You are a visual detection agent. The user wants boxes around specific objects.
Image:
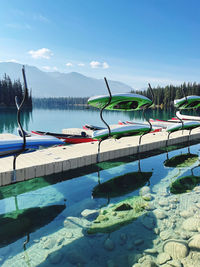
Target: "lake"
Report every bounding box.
[0,106,182,134]
[0,106,200,266]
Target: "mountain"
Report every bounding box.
[0,62,134,97]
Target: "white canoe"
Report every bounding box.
[149,118,179,129]
[176,111,200,121]
[174,95,200,109]
[166,121,200,133]
[92,124,151,140]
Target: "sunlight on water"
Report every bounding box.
[0,143,200,266]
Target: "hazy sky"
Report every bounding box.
[1,0,200,89]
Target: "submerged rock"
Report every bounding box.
[153,209,167,220]
[81,209,99,220]
[141,214,155,230]
[163,239,189,259]
[139,186,151,196]
[182,218,200,231]
[188,234,200,250]
[134,239,144,246]
[158,199,169,207]
[160,230,172,241]
[166,259,182,267]
[104,238,115,251]
[157,252,171,264]
[180,210,194,218]
[87,196,148,234]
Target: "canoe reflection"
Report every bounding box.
[170,165,200,194]
[0,204,65,247]
[92,171,152,199]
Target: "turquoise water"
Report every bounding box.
[0,142,200,266]
[0,107,178,134]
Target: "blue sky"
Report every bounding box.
[1,0,200,89]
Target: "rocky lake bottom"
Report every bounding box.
[0,143,200,267]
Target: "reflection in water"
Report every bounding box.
[1,141,200,266]
[0,108,32,134]
[1,107,200,134]
[92,171,152,199]
[0,204,65,247]
[164,153,199,168]
[124,108,177,122]
[170,165,200,194]
[164,142,199,168]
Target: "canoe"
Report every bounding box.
[88,93,152,111]
[0,135,64,157]
[82,124,105,131]
[166,121,200,133]
[118,120,162,133]
[92,124,151,140]
[174,111,200,121]
[174,95,200,109]
[149,118,179,129]
[31,130,97,144]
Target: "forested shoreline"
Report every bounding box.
[131,82,200,108]
[1,74,199,109]
[33,82,200,109]
[0,74,32,108]
[33,97,88,109]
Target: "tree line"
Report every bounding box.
[33,97,88,109]
[33,82,200,109]
[131,82,200,109]
[0,74,32,108]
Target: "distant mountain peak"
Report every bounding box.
[0,62,134,97]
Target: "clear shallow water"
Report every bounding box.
[0,142,200,266]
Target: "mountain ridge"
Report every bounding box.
[0,62,134,98]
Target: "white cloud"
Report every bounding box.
[66,62,73,67]
[28,48,53,59]
[102,62,109,69]
[90,61,109,69]
[90,61,101,68]
[78,63,85,67]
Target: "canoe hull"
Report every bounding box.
[174,95,200,109]
[31,131,97,144]
[93,125,151,140]
[88,93,152,111]
[0,135,64,157]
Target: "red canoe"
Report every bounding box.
[31,130,97,144]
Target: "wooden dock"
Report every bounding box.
[0,129,200,186]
